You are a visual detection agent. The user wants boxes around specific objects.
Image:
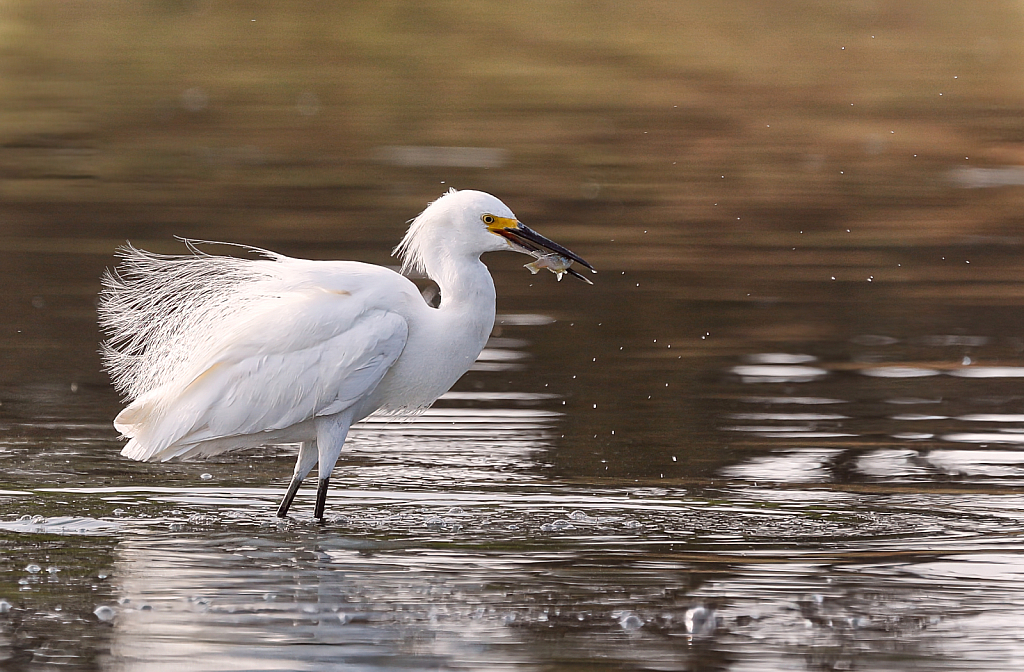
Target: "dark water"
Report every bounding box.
[6,2,1024,670]
[7,251,1024,671]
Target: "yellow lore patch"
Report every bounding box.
[482,214,519,232]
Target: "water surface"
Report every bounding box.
[5,3,1024,670]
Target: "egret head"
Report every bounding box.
[395,189,593,281]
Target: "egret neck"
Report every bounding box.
[429,252,497,358]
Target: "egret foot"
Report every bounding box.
[314,477,330,521]
[276,475,304,518]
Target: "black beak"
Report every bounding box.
[498,223,595,280]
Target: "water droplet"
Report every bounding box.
[617,611,644,630]
[93,605,116,622]
[684,605,717,635]
[181,87,209,112]
[296,90,320,117]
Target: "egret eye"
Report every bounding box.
[482,215,495,225]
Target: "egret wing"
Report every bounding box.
[116,283,410,461]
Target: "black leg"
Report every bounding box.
[314,477,330,521]
[276,475,304,518]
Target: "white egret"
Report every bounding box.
[99,189,593,520]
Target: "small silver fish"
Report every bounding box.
[524,253,593,284]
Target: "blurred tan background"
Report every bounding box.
[4,1,1024,251]
[4,0,1024,393]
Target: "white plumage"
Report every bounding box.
[99,189,593,519]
